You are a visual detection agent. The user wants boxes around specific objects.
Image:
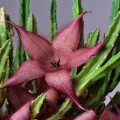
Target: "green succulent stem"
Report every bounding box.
[49,0,57,43]
[90,0,120,106]
[85,28,100,65]
[26,13,37,33]
[74,12,120,86]
[13,0,30,73]
[110,0,120,25]
[72,0,83,19]
[47,99,72,120]
[0,40,11,82]
[107,0,120,92]
[0,40,11,107]
[52,49,120,120]
[49,11,120,119]
[85,28,100,47]
[30,94,46,119]
[72,0,84,48]
[26,13,37,60]
[19,0,30,28]
[0,8,13,77]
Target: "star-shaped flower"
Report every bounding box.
[0,12,104,110]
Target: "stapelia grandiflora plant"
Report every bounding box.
[0,0,120,119]
[0,11,104,111]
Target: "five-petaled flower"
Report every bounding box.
[0,12,104,110]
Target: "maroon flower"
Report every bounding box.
[3,86,33,120]
[74,108,120,120]
[99,98,120,120]
[5,102,31,120]
[74,109,98,120]
[99,108,120,120]
[74,99,120,120]
[3,86,59,120]
[0,12,104,110]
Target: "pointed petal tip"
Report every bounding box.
[45,70,86,111]
[66,38,104,69]
[0,60,45,90]
[75,11,88,22]
[0,83,9,90]
[83,11,92,15]
[52,11,88,51]
[71,97,87,111]
[6,21,21,30]
[10,102,31,120]
[78,104,87,111]
[76,11,92,21]
[110,96,120,117]
[100,108,120,120]
[97,38,105,48]
[6,21,53,60]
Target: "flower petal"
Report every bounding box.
[45,88,60,108]
[99,108,120,120]
[52,12,86,51]
[53,48,71,67]
[45,69,85,110]
[36,78,59,108]
[7,86,34,111]
[110,97,120,117]
[36,77,49,95]
[8,102,31,120]
[66,40,104,69]
[74,109,98,120]
[0,60,45,89]
[7,21,53,61]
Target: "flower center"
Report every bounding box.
[50,59,60,69]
